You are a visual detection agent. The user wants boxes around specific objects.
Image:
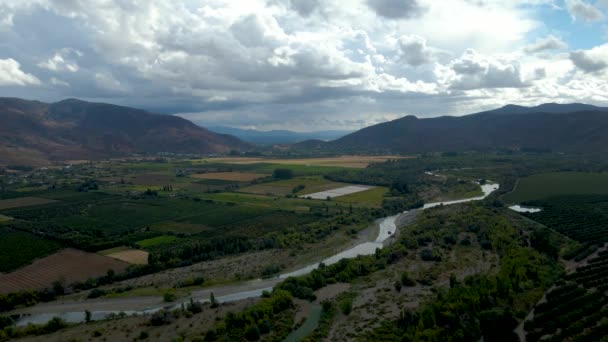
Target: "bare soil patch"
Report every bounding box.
[107,249,149,265]
[0,248,129,293]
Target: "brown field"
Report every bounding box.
[0,197,57,210]
[107,249,149,265]
[191,172,268,181]
[0,248,129,293]
[198,155,410,168]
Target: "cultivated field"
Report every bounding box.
[504,172,608,203]
[0,228,61,273]
[240,177,346,196]
[302,185,376,199]
[0,197,57,210]
[106,248,149,265]
[198,155,408,168]
[191,172,268,181]
[0,248,129,293]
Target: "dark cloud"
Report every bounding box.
[570,50,608,73]
[289,0,320,17]
[366,0,426,19]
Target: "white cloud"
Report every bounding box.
[524,35,568,53]
[0,58,41,86]
[50,77,69,87]
[37,48,81,72]
[565,0,604,22]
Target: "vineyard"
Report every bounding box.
[524,195,608,247]
[524,249,608,342]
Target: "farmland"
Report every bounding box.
[100,247,149,265]
[191,172,268,181]
[0,227,61,273]
[0,249,129,294]
[240,176,346,196]
[0,197,57,210]
[524,249,608,342]
[504,172,608,203]
[198,155,408,168]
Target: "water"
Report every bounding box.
[14,182,499,326]
[509,205,542,213]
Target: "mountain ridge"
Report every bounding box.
[295,103,608,153]
[0,97,250,166]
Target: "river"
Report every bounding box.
[12,182,500,326]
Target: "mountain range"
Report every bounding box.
[208,126,352,145]
[0,98,249,166]
[296,103,608,153]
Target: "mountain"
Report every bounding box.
[301,103,608,153]
[208,126,352,145]
[0,98,249,166]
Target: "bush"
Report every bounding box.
[401,272,416,287]
[163,291,176,302]
[139,331,149,339]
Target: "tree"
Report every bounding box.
[210,291,218,308]
[272,168,293,180]
[85,309,92,323]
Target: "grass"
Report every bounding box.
[136,235,180,249]
[0,214,12,222]
[334,187,389,208]
[0,227,62,272]
[503,172,608,203]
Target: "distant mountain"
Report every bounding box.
[297,103,608,153]
[0,98,249,166]
[208,126,352,145]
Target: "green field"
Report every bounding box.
[0,214,12,222]
[504,172,608,203]
[334,187,389,208]
[240,176,344,196]
[136,235,180,249]
[0,227,61,272]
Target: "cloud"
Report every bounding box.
[0,0,605,131]
[37,48,81,72]
[524,35,567,53]
[366,0,426,19]
[397,35,432,66]
[437,49,527,90]
[0,58,41,86]
[289,0,320,17]
[565,0,604,22]
[570,45,608,73]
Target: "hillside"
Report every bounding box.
[311,103,608,153]
[208,126,351,145]
[0,98,249,166]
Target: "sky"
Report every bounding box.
[1,0,607,131]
